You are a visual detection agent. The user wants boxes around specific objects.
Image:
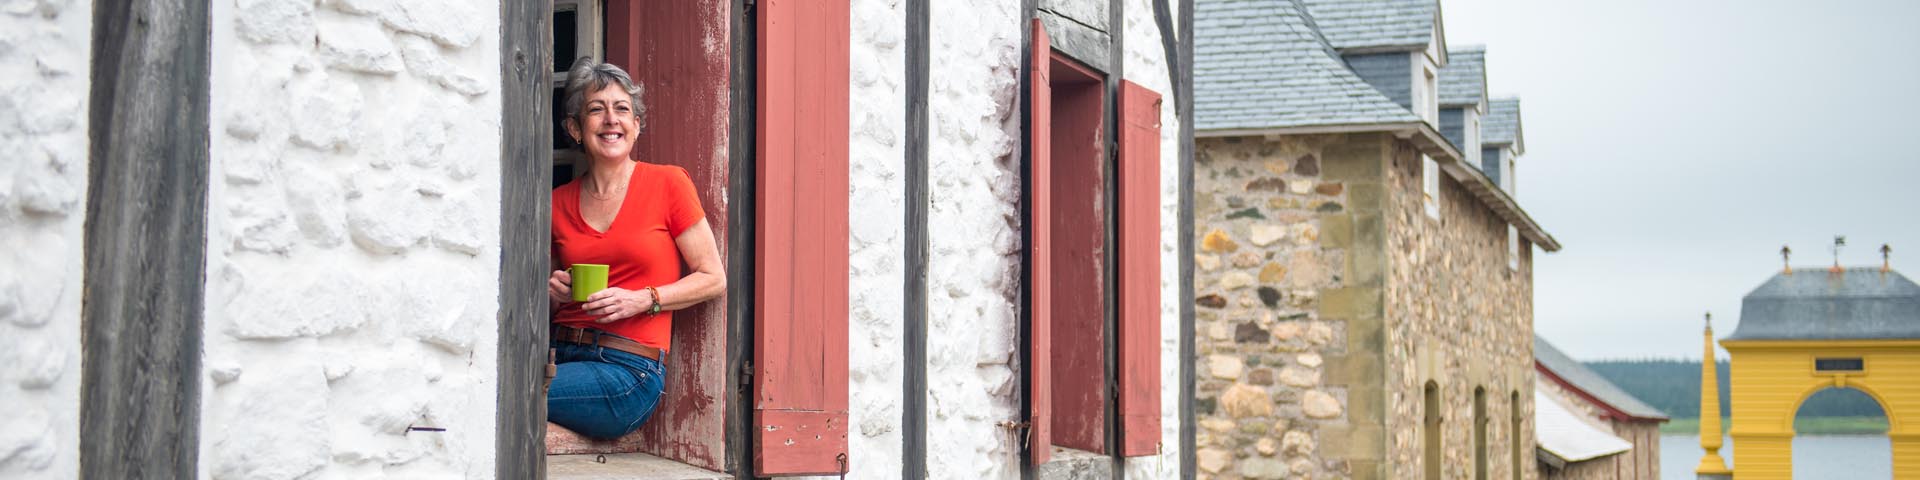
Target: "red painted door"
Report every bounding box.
[754,0,850,476]
[606,0,734,470]
[1026,17,1055,466]
[1116,80,1162,457]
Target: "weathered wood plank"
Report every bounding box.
[80,0,209,477]
[607,1,735,470]
[498,0,553,478]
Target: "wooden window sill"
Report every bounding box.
[548,452,730,480]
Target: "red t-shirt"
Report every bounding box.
[551,162,706,351]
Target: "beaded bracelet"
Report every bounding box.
[645,286,662,315]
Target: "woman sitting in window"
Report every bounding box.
[546,57,725,439]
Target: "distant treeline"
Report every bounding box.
[1582,359,1885,418]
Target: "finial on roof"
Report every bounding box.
[1885,244,1894,273]
[1704,311,1712,333]
[1781,245,1792,274]
[1831,236,1847,274]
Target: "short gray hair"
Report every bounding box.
[562,57,645,133]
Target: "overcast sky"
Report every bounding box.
[1437,0,1920,360]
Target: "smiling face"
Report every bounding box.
[566,84,638,163]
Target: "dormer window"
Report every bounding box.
[1409,57,1439,124]
[1422,65,1438,123]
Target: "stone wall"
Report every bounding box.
[1192,134,1379,479]
[847,0,907,476]
[924,0,1027,476]
[0,0,89,477]
[1383,138,1535,480]
[202,0,502,477]
[1193,132,1537,480]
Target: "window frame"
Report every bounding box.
[1025,20,1164,464]
[551,0,604,180]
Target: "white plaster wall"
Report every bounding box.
[0,1,89,478]
[202,0,501,478]
[1121,0,1184,477]
[846,0,908,478]
[925,1,1027,477]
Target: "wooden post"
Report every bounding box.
[80,0,209,476]
[496,0,553,478]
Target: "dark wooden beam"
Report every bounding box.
[80,0,209,476]
[903,0,931,476]
[726,0,758,476]
[496,0,552,478]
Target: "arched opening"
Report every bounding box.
[1424,381,1442,480]
[1790,386,1891,479]
[1509,391,1521,480]
[1473,387,1487,480]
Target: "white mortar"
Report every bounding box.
[845,0,908,478]
[0,1,90,478]
[204,0,501,477]
[925,1,1026,477]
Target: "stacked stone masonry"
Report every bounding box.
[846,0,909,476]
[1194,133,1536,480]
[202,0,502,478]
[1384,136,1535,480]
[0,1,90,478]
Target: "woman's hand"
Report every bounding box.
[547,270,574,306]
[580,287,657,323]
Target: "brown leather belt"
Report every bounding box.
[552,326,663,362]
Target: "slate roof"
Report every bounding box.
[1727,267,1920,341]
[1438,47,1485,107]
[1300,0,1436,51]
[1534,389,1632,464]
[1483,98,1523,151]
[1195,0,1419,132]
[1535,335,1669,421]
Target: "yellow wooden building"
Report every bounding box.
[1702,265,1919,479]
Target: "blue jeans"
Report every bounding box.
[548,335,666,440]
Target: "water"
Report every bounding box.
[1660,434,1892,480]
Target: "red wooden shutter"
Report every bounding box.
[1026,17,1055,467]
[755,0,851,476]
[1116,80,1163,457]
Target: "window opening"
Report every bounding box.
[1422,155,1440,219]
[1474,387,1487,480]
[1814,358,1864,373]
[543,0,752,477]
[1046,50,1111,456]
[1424,381,1442,480]
[1507,226,1519,271]
[1510,391,1522,480]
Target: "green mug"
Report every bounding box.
[569,264,609,302]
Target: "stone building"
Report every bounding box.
[0,1,1198,479]
[1193,0,1561,478]
[1532,336,1667,479]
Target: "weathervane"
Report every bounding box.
[1884,244,1894,273]
[1780,245,1792,274]
[1831,235,1847,272]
